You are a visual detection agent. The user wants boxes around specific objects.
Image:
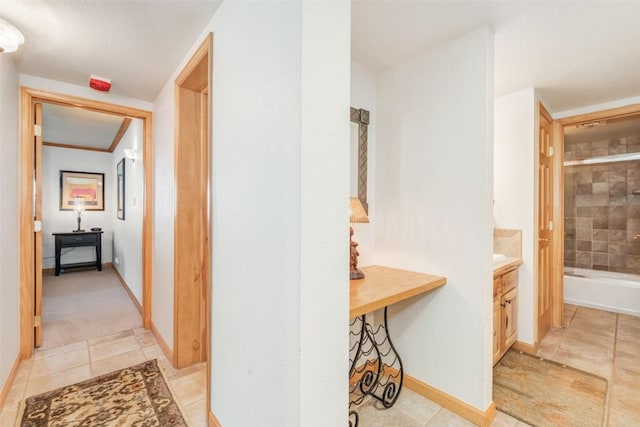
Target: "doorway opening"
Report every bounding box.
[559,104,640,316]
[19,88,154,357]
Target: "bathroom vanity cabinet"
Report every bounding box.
[493,266,518,365]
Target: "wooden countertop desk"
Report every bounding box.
[350,265,447,318]
[348,265,447,425]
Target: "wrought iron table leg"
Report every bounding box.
[348,307,404,425]
[367,307,404,408]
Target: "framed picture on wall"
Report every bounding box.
[117,158,125,220]
[60,170,105,211]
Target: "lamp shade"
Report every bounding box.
[350,197,369,224]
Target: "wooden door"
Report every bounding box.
[537,103,554,343]
[502,287,518,350]
[34,102,43,347]
[492,295,501,364]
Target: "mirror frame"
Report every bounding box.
[350,107,370,213]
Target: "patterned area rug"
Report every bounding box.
[494,350,608,427]
[17,359,188,427]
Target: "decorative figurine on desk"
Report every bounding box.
[73,197,85,232]
[350,197,369,280]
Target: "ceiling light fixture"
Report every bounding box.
[0,18,25,53]
[575,120,607,129]
[124,148,139,162]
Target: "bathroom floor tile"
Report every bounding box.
[536,305,640,426]
[616,314,640,342]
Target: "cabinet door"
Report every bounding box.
[493,296,501,365]
[502,286,518,350]
[502,268,518,294]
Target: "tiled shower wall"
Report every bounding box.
[564,135,640,275]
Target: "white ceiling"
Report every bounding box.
[2,1,638,141]
[42,103,124,150]
[1,1,220,149]
[1,0,221,102]
[352,1,640,113]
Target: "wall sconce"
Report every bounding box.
[350,197,369,280]
[124,148,139,162]
[0,18,25,53]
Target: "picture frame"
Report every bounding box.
[60,170,105,211]
[117,158,125,220]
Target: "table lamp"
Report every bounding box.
[350,197,369,280]
[73,198,85,233]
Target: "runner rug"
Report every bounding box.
[17,359,188,427]
[493,349,608,427]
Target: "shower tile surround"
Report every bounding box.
[564,134,640,274]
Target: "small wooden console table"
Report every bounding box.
[53,231,103,276]
[349,265,446,427]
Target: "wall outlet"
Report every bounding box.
[114,257,120,265]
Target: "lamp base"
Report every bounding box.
[350,269,365,280]
[73,229,85,233]
[350,226,365,280]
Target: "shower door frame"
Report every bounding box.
[555,102,640,326]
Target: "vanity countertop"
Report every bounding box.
[493,257,523,276]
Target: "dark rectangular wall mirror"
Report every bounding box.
[350,107,370,213]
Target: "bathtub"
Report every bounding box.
[564,267,640,316]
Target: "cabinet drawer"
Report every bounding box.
[502,268,518,293]
[58,234,97,245]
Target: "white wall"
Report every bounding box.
[350,60,376,267]
[112,119,144,303]
[374,27,495,410]
[150,75,174,349]
[42,147,113,268]
[494,89,536,345]
[152,1,350,425]
[299,2,350,424]
[0,54,20,397]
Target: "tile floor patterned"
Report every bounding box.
[0,328,207,426]
[0,268,206,427]
[1,281,637,427]
[354,304,640,426]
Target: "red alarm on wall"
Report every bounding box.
[89,75,111,92]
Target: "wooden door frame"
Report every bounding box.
[549,102,640,332]
[173,33,213,372]
[173,32,212,413]
[18,87,154,357]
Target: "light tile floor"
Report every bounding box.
[0,328,207,426]
[2,302,637,426]
[537,304,640,426]
[355,304,640,426]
